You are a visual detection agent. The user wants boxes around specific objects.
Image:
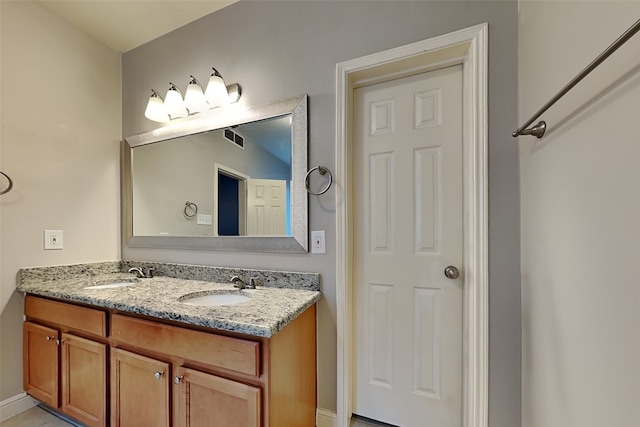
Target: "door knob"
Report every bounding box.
[444,266,460,279]
[154,371,164,380]
[174,375,184,385]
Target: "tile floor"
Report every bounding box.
[2,406,386,426]
[0,406,72,427]
[351,419,383,426]
[350,415,397,427]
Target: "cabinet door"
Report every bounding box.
[60,333,106,427]
[176,367,261,427]
[111,347,170,427]
[23,322,59,407]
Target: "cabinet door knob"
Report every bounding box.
[45,336,55,342]
[154,371,164,380]
[174,375,184,385]
[56,339,64,346]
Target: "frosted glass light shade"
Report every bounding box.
[164,83,188,118]
[204,68,229,108]
[144,90,169,122]
[184,76,208,114]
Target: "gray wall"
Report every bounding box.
[122,1,520,425]
[519,3,640,427]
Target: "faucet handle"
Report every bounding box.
[249,277,260,288]
[144,267,155,278]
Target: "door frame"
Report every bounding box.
[335,23,488,427]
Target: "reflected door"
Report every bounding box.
[247,179,287,236]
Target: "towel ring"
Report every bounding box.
[184,201,198,218]
[0,172,13,195]
[305,166,332,195]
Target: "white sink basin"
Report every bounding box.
[83,282,137,290]
[180,293,250,307]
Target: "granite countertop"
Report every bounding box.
[17,265,321,338]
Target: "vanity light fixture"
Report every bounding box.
[164,82,188,118]
[144,89,170,122]
[144,68,242,123]
[184,76,209,114]
[204,67,230,108]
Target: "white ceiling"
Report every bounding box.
[40,0,238,52]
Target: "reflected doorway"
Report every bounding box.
[218,173,240,236]
[214,163,248,237]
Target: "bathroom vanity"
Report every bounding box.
[18,90,320,427]
[18,262,321,427]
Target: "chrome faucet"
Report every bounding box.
[231,275,259,289]
[230,276,246,289]
[129,267,155,278]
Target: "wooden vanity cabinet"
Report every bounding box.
[23,295,317,427]
[110,314,264,427]
[23,297,107,427]
[110,305,317,427]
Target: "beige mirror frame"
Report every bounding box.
[122,94,308,253]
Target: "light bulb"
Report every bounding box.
[204,67,230,108]
[144,89,169,122]
[164,83,188,118]
[184,76,208,114]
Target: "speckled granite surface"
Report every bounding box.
[119,260,320,290]
[17,262,321,338]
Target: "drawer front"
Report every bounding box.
[25,296,107,337]
[111,314,260,377]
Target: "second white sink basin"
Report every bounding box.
[180,293,250,307]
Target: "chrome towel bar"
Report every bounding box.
[513,18,640,138]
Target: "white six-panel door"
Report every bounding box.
[247,178,287,236]
[353,65,463,426]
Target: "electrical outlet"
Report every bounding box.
[311,230,326,254]
[197,214,212,225]
[44,230,63,250]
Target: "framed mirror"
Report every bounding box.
[122,94,308,252]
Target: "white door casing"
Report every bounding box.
[353,66,463,426]
[335,23,488,427]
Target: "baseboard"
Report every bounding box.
[0,392,37,422]
[317,407,337,427]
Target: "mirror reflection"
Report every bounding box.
[132,115,293,237]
